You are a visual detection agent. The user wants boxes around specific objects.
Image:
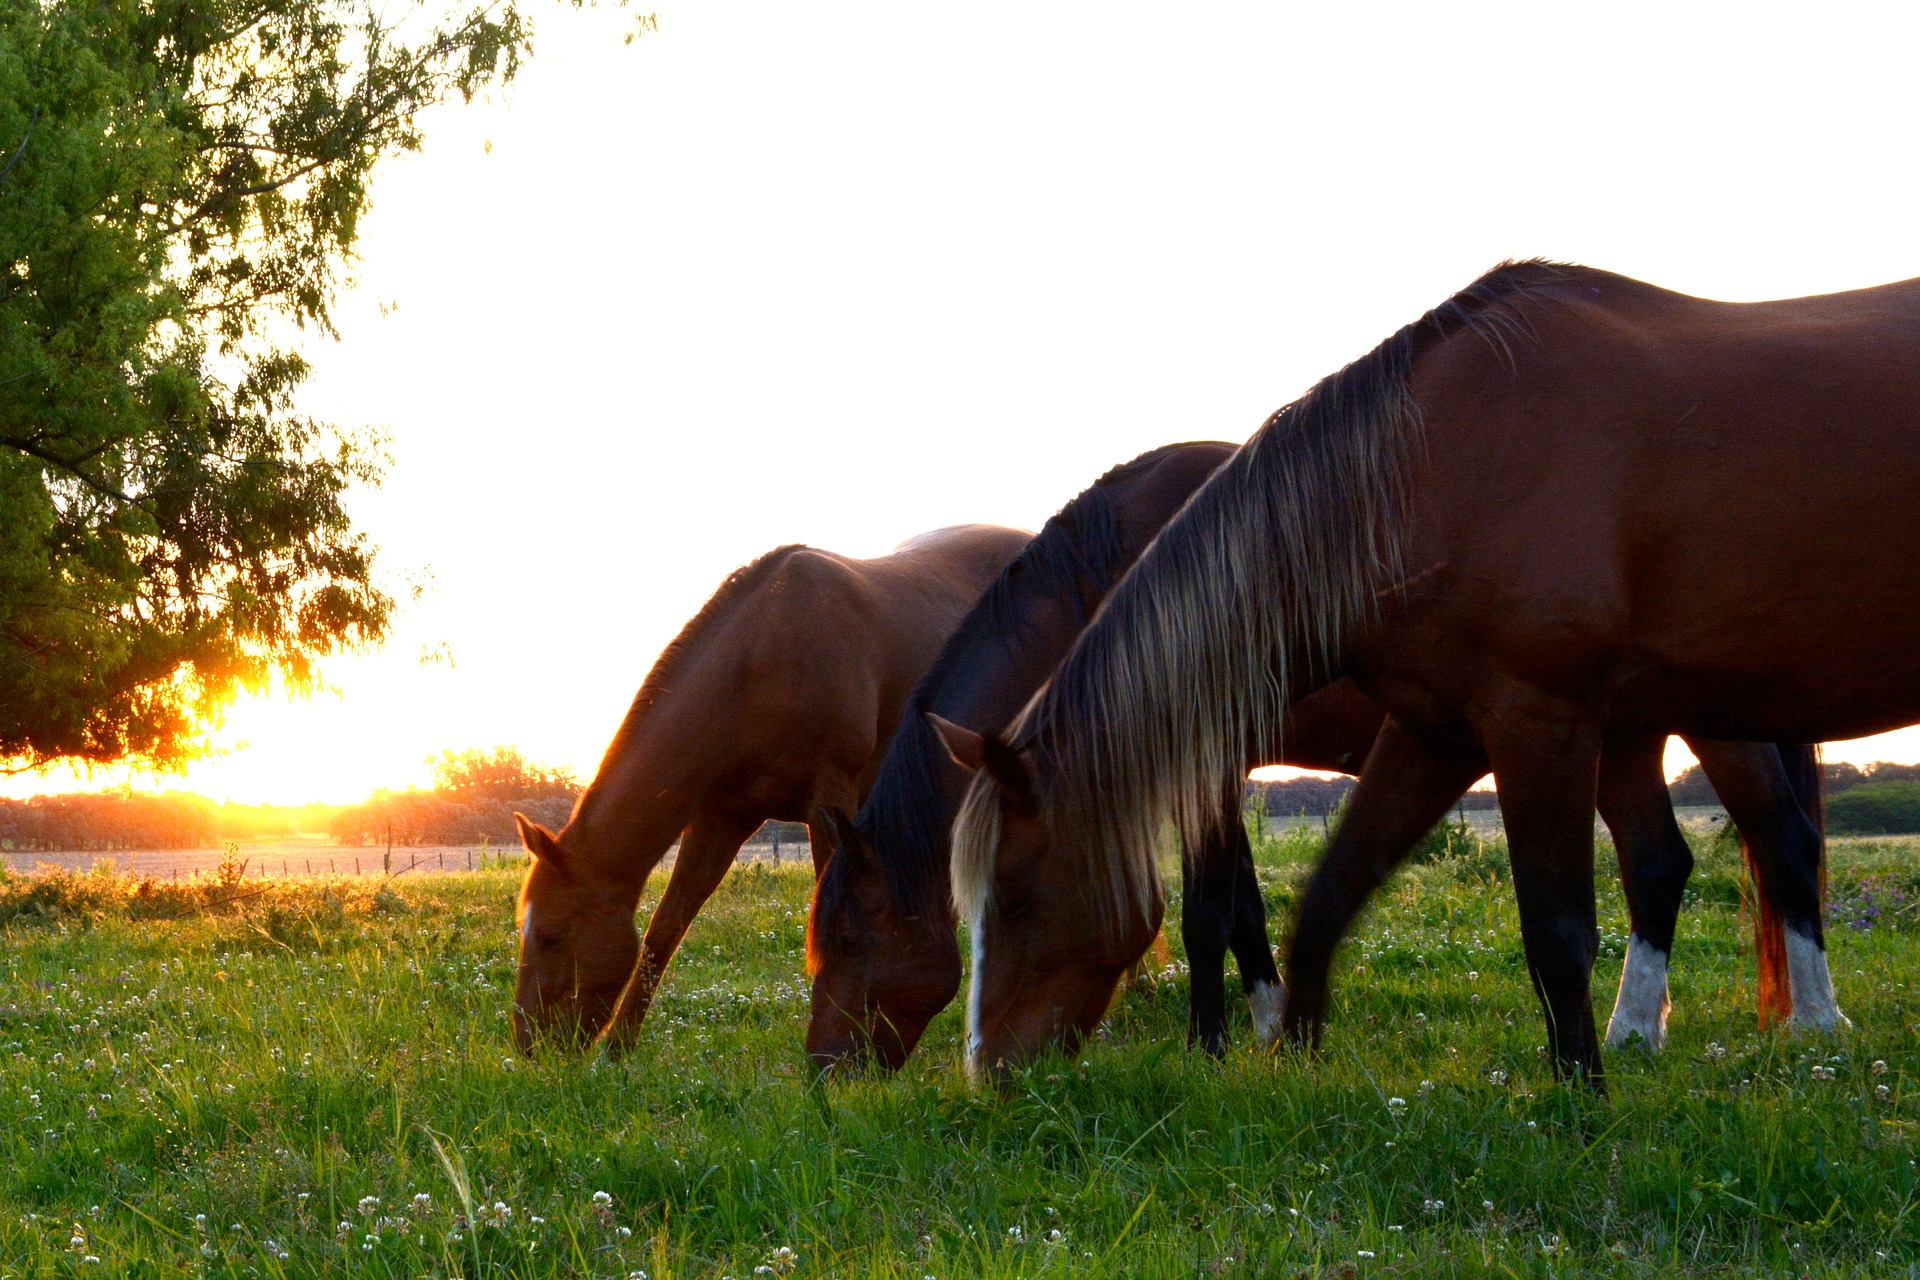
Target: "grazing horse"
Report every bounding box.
[946,262,1914,1085]
[511,523,1030,1053]
[807,442,1387,1070]
[812,466,1828,1072]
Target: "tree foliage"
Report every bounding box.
[0,0,531,771]
[428,744,580,804]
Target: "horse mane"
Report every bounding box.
[579,545,806,827]
[951,260,1575,935]
[837,444,1197,923]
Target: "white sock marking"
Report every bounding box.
[1785,927,1851,1032]
[965,911,986,1083]
[1604,934,1671,1051]
[1247,980,1286,1047]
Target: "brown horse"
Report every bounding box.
[946,262,1914,1084]
[511,523,1030,1053]
[813,463,1829,1073]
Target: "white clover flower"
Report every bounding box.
[1811,1065,1834,1081]
[1007,1226,1024,1241]
[357,1196,380,1216]
[1387,1096,1407,1113]
[1874,1060,1889,1076]
[592,1190,614,1209]
[1357,1250,1375,1259]
[1424,1198,1445,1213]
[1878,1085,1892,1100]
[413,1193,431,1211]
[628,1271,650,1280]
[1418,1080,1434,1097]
[1488,1069,1508,1086]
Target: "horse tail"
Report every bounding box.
[1747,743,1824,1027]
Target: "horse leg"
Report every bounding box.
[1180,826,1234,1058]
[1482,698,1605,1086]
[1693,740,1846,1032]
[1224,809,1286,1048]
[598,810,760,1055]
[1282,718,1485,1050]
[1595,735,1691,1052]
[1182,790,1274,1056]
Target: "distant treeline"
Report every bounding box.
[0,793,341,852]
[1,748,582,853]
[1251,776,1500,818]
[1668,758,1920,807]
[1261,757,1920,820]
[327,748,581,848]
[12,753,1920,852]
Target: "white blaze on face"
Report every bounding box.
[1247,980,1286,1048]
[964,912,986,1083]
[1786,928,1852,1032]
[1604,934,1671,1051]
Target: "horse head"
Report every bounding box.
[935,714,1163,1086]
[805,805,961,1074]
[511,814,640,1052]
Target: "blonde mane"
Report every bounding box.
[951,261,1566,936]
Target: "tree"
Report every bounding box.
[429,745,579,804]
[0,0,532,772]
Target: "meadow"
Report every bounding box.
[3,824,1918,1278]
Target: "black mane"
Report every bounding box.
[842,444,1206,918]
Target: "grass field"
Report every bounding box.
[3,824,1918,1277]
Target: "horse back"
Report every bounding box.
[1391,268,1920,744]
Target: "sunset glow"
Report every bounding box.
[12,1,1920,805]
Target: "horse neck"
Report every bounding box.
[561,687,731,889]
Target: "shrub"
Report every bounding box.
[1827,781,1920,835]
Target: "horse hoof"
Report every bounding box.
[1788,1009,1854,1035]
[1247,981,1286,1048]
[1601,1021,1665,1053]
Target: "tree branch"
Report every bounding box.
[0,105,41,194]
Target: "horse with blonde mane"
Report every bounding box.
[809,465,1831,1073]
[807,442,1389,1070]
[510,523,1029,1053]
[946,262,1913,1086]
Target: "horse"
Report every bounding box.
[807,442,1387,1069]
[510,523,1031,1053]
[809,468,1829,1073]
[945,261,1916,1085]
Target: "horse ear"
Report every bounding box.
[925,713,987,773]
[817,805,872,870]
[980,736,1037,803]
[514,813,567,872]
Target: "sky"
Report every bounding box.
[14,1,1920,804]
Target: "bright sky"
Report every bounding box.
[16,1,1920,804]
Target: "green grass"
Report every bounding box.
[3,832,1920,1277]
